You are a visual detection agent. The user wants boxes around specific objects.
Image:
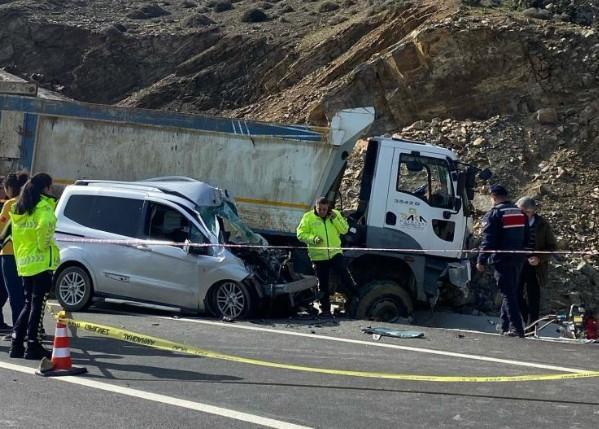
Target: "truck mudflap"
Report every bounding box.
[446,259,471,291]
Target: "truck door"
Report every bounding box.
[384,150,465,258]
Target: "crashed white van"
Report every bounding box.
[53,177,317,319]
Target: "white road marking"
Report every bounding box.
[160,317,589,374]
[0,361,312,429]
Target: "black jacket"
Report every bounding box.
[478,201,529,265]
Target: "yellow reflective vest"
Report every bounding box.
[10,195,60,277]
[296,209,349,261]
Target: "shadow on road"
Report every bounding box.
[210,380,599,407]
[68,337,241,382]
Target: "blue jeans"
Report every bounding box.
[1,256,25,326]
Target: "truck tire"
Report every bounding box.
[352,280,414,322]
[208,281,254,320]
[55,265,94,312]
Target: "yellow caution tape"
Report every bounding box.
[52,312,599,383]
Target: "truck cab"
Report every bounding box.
[340,136,483,321]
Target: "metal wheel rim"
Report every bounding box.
[368,299,403,322]
[215,282,246,319]
[58,271,87,306]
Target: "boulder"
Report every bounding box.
[182,14,216,28]
[319,2,340,13]
[535,108,558,124]
[241,8,269,23]
[522,7,552,20]
[126,4,171,19]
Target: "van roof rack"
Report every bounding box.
[73,179,223,207]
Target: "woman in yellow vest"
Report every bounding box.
[8,173,60,360]
[0,172,29,338]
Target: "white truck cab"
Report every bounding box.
[339,135,486,321]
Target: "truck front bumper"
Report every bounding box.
[447,259,471,291]
[268,274,318,296]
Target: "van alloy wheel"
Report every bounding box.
[59,272,87,306]
[55,266,93,311]
[213,281,251,320]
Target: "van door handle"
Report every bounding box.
[134,244,151,251]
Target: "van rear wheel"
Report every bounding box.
[352,280,413,322]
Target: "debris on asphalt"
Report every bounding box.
[361,327,425,341]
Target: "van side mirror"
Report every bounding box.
[189,243,211,256]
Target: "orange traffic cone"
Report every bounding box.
[36,320,87,377]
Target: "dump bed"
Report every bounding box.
[0,92,374,234]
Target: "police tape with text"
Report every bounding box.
[47,308,599,384]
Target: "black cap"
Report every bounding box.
[489,184,508,196]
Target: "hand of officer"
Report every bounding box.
[476,263,485,273]
[314,236,323,244]
[328,211,336,220]
[528,256,540,266]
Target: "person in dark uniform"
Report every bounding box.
[516,197,557,328]
[476,185,529,338]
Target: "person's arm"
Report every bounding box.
[330,210,349,235]
[297,213,319,245]
[0,201,11,240]
[477,210,500,268]
[36,208,57,251]
[540,221,558,264]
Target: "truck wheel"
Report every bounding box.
[209,281,254,320]
[55,265,93,312]
[352,280,414,322]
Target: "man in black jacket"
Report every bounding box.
[516,197,558,327]
[476,185,529,338]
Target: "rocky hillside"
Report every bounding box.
[0,0,598,313]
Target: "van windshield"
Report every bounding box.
[198,200,267,246]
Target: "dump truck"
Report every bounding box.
[0,82,489,321]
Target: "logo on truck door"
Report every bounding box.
[399,208,427,230]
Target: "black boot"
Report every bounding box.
[24,342,52,360]
[8,340,25,358]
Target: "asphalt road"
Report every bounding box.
[1,302,598,429]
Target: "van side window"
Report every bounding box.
[145,203,207,246]
[64,195,143,237]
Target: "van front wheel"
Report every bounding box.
[55,265,93,312]
[209,281,254,320]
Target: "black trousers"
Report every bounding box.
[494,259,524,336]
[13,271,52,345]
[0,273,7,327]
[312,254,356,313]
[519,264,540,327]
